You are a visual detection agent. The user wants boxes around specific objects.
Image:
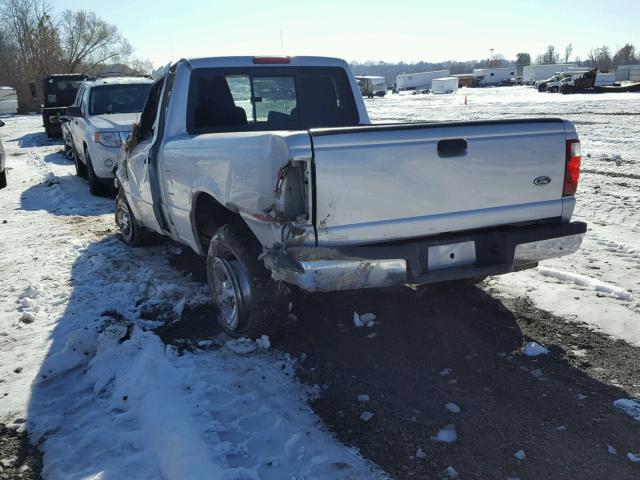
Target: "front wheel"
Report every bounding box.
[73,143,87,178]
[115,189,153,246]
[85,149,107,196]
[207,224,288,339]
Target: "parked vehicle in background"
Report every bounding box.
[355,76,387,97]
[0,87,18,114]
[0,120,6,189]
[536,71,584,92]
[560,69,618,94]
[396,70,449,91]
[473,67,516,86]
[523,64,578,84]
[64,76,153,195]
[41,74,89,138]
[431,77,458,94]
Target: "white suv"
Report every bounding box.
[65,76,153,195]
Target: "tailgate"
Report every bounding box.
[310,119,568,246]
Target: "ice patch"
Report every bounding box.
[35,327,99,382]
[353,311,364,327]
[523,341,549,357]
[225,337,258,355]
[256,334,271,350]
[415,448,427,459]
[431,425,457,443]
[613,398,640,421]
[357,394,370,403]
[538,267,637,303]
[360,411,374,422]
[514,449,526,460]
[627,453,640,463]
[445,403,461,413]
[444,466,459,478]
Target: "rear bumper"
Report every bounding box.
[265,221,587,292]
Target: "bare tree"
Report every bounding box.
[587,46,613,70]
[0,0,62,110]
[564,43,573,63]
[59,10,133,73]
[536,45,560,65]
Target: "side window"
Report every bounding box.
[138,79,163,140]
[73,86,84,107]
[193,75,250,130]
[252,76,297,123]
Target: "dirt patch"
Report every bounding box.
[278,284,640,480]
[0,424,42,480]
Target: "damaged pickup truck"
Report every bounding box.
[115,56,586,338]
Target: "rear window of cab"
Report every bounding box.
[186,67,359,134]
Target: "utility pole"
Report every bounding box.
[280,31,284,54]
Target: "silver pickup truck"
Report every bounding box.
[115,56,586,338]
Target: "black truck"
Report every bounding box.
[41,74,88,138]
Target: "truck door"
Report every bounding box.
[124,77,165,232]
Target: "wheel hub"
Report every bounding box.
[210,257,251,331]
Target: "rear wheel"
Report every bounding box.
[207,224,288,339]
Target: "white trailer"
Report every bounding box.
[431,77,459,94]
[396,70,450,91]
[616,64,640,82]
[0,87,18,114]
[473,67,516,86]
[522,64,578,84]
[355,76,388,97]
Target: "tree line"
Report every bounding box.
[352,43,639,84]
[0,0,151,112]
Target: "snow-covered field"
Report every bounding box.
[368,86,640,347]
[0,86,639,478]
[0,116,384,479]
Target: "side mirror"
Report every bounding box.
[0,120,5,127]
[29,81,37,99]
[67,106,82,117]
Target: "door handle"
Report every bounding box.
[437,139,468,157]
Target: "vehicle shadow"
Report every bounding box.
[42,151,71,166]
[19,174,114,217]
[9,131,54,149]
[278,284,640,480]
[24,233,215,479]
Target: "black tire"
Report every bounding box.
[0,170,7,189]
[537,84,546,92]
[85,148,107,196]
[207,224,288,339]
[550,86,559,93]
[73,143,87,178]
[115,188,153,246]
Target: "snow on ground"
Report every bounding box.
[368,87,640,347]
[0,115,384,479]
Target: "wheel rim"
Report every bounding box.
[210,256,251,331]
[116,199,134,241]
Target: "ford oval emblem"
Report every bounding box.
[534,176,551,186]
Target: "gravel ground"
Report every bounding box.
[168,248,640,480]
[0,424,42,480]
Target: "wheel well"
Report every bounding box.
[192,193,241,253]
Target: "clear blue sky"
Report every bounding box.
[52,0,639,67]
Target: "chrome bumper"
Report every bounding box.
[267,228,586,292]
[514,233,584,263]
[271,259,407,292]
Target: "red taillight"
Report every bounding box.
[563,139,581,196]
[253,56,290,64]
